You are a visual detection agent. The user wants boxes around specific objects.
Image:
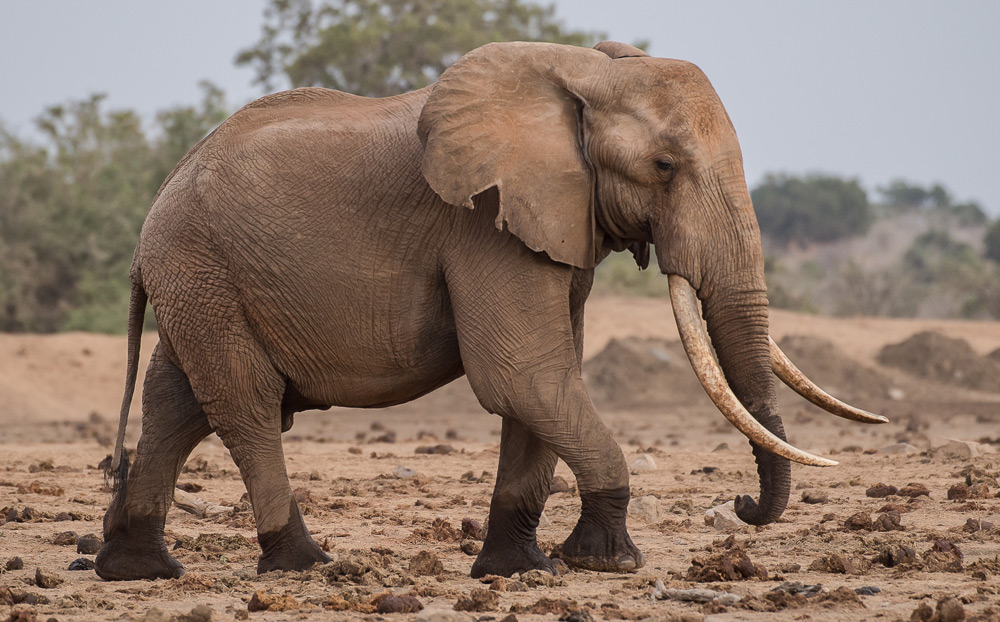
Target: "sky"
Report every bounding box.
[2,1,998,212]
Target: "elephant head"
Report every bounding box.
[418,41,884,525]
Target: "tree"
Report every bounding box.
[985,220,1000,264]
[235,0,605,97]
[751,173,873,245]
[0,84,229,332]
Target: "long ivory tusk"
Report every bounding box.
[769,338,888,424]
[667,274,837,467]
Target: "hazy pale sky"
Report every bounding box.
[2,1,998,212]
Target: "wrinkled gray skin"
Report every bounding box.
[96,41,787,581]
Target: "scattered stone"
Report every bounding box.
[934,597,965,622]
[248,590,299,612]
[67,558,95,571]
[629,454,656,473]
[454,588,499,612]
[549,475,572,494]
[6,557,24,570]
[844,512,873,531]
[177,604,213,622]
[809,552,868,575]
[898,483,931,498]
[771,581,823,596]
[409,550,444,576]
[704,500,746,531]
[922,540,963,572]
[375,594,424,614]
[948,483,970,500]
[801,490,829,504]
[461,518,485,540]
[415,609,474,622]
[935,440,983,460]
[686,545,765,582]
[628,495,658,523]
[519,568,565,587]
[393,466,417,478]
[878,502,910,514]
[33,568,63,589]
[487,577,527,592]
[813,586,865,609]
[51,531,78,546]
[873,511,904,531]
[460,540,480,556]
[911,602,934,622]
[866,483,898,498]
[652,580,741,605]
[968,482,991,498]
[415,444,456,455]
[76,535,102,555]
[6,607,38,622]
[874,545,918,568]
[854,586,881,596]
[878,442,919,455]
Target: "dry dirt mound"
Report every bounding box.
[582,336,704,408]
[777,335,892,402]
[876,331,1000,393]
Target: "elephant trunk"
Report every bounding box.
[698,282,790,525]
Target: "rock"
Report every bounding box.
[628,495,658,523]
[409,550,444,576]
[878,442,918,455]
[76,535,102,555]
[461,518,485,540]
[487,577,527,592]
[549,475,572,494]
[376,594,424,614]
[968,482,991,498]
[948,483,970,500]
[652,580,741,605]
[935,440,982,460]
[910,602,934,622]
[415,444,456,455]
[922,540,963,572]
[866,483,898,498]
[844,512,873,531]
[454,588,499,612]
[897,482,931,498]
[887,387,906,400]
[67,558,95,571]
[686,546,766,582]
[416,609,474,622]
[801,490,829,504]
[393,466,417,478]
[771,581,823,596]
[6,557,24,570]
[460,540,481,555]
[704,500,746,531]
[177,604,213,622]
[873,511,903,531]
[34,568,63,589]
[51,531,78,546]
[629,454,656,472]
[854,586,881,596]
[809,552,867,575]
[874,545,918,568]
[934,597,965,622]
[519,569,564,587]
[248,590,299,612]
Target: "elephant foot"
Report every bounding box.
[471,540,566,578]
[95,533,184,581]
[257,518,331,574]
[558,488,645,573]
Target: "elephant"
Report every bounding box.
[95,40,885,581]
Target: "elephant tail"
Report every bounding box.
[107,278,147,493]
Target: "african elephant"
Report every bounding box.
[95,40,884,581]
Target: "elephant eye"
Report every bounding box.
[655,159,675,172]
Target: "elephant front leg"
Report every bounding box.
[472,418,563,578]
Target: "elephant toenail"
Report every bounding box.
[617,555,637,570]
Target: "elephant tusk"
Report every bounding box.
[769,338,888,424]
[667,274,837,467]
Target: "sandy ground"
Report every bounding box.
[2,295,999,621]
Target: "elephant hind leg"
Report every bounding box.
[96,346,211,581]
[471,418,563,578]
[191,340,329,574]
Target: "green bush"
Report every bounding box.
[751,173,872,245]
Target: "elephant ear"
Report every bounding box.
[593,41,649,59]
[418,42,610,269]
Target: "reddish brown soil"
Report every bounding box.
[2,296,999,621]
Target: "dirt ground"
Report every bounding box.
[2,295,999,621]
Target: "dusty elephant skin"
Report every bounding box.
[96,40,880,581]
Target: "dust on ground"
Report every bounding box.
[2,295,1000,621]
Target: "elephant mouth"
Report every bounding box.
[667,274,886,467]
